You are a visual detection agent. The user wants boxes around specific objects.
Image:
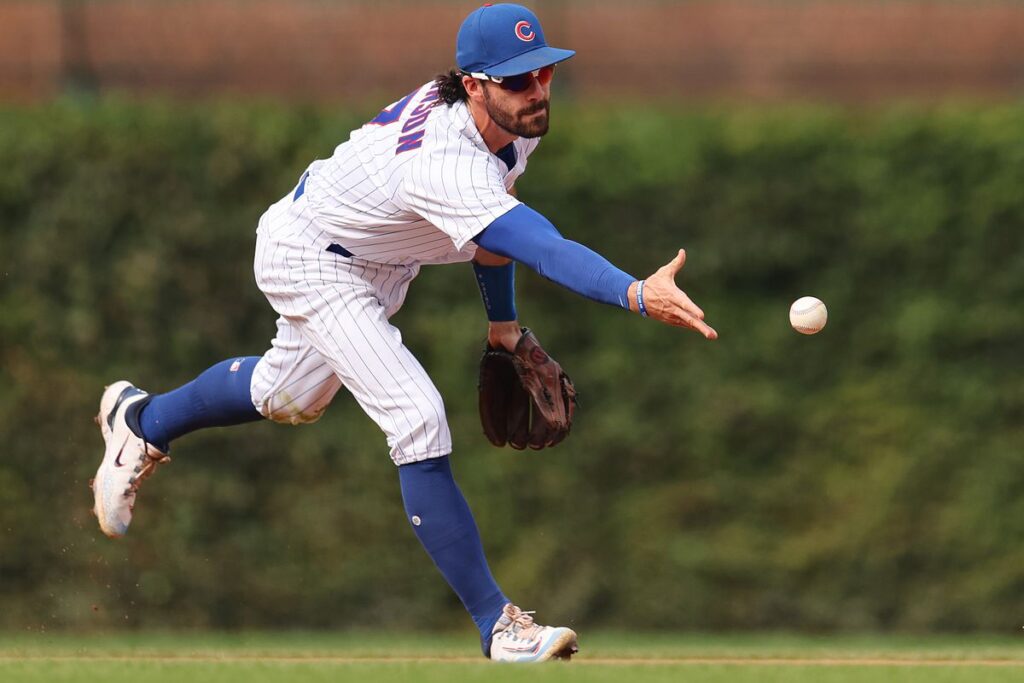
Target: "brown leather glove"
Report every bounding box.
[478,328,577,449]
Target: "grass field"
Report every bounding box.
[2,632,1023,682]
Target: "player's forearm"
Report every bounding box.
[473,257,521,351]
[538,239,635,308]
[473,191,523,351]
[474,204,637,310]
[473,258,517,321]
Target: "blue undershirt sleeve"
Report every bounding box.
[472,260,518,322]
[472,204,636,310]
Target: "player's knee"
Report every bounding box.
[391,395,452,462]
[254,387,336,426]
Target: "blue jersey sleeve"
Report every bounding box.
[472,204,636,310]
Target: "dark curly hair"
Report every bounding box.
[435,69,469,104]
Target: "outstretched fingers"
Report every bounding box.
[645,248,718,339]
[666,298,717,339]
[683,313,718,340]
[676,289,706,321]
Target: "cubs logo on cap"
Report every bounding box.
[456,3,575,78]
[514,21,535,42]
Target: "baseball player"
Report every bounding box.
[91,3,717,663]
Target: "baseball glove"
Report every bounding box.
[478,328,577,449]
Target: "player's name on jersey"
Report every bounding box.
[369,85,442,155]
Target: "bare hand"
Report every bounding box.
[488,320,523,352]
[631,249,718,340]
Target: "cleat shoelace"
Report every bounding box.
[499,605,541,642]
[124,450,171,497]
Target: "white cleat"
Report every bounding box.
[90,381,169,538]
[489,603,579,663]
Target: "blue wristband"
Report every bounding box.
[473,261,518,322]
[636,280,648,318]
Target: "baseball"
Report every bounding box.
[789,296,827,334]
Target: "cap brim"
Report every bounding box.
[486,46,576,77]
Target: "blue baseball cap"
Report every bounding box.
[456,4,575,78]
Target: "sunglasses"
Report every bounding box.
[465,65,555,93]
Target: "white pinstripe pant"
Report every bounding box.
[250,192,452,465]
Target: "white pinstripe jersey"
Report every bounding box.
[298,80,540,266]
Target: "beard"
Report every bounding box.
[483,87,550,138]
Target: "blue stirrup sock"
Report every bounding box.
[398,456,508,656]
[130,357,264,452]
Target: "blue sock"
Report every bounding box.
[132,357,264,452]
[398,456,508,657]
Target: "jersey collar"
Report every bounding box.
[450,100,489,152]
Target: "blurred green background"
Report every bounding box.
[1,0,1023,640]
